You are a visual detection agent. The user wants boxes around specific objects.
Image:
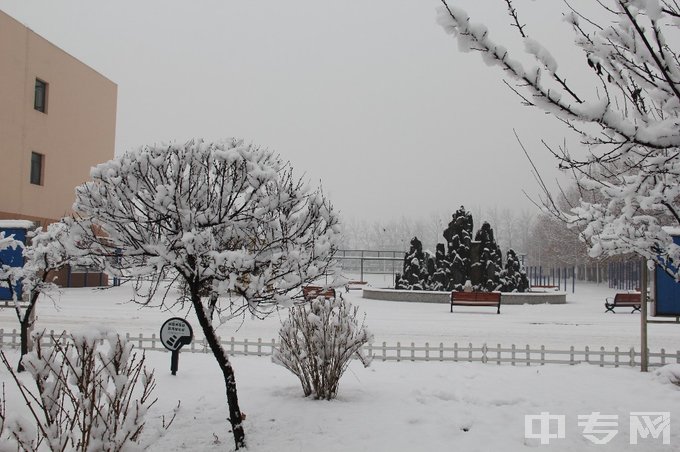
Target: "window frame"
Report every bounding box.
[30,152,44,186]
[34,78,48,113]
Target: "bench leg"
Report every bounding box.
[632,305,641,313]
[450,303,453,313]
[497,305,500,314]
[604,304,615,313]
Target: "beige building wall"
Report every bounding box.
[0,9,117,227]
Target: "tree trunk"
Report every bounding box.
[190,287,246,449]
[17,317,29,373]
[17,293,37,373]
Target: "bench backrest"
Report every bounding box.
[303,285,336,299]
[451,291,501,302]
[614,293,641,303]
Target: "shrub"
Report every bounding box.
[273,297,373,400]
[0,330,160,451]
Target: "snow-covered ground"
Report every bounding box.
[1,282,679,451]
[2,281,678,350]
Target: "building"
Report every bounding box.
[0,9,117,290]
[0,9,117,227]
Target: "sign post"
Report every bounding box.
[160,317,193,375]
[640,259,648,372]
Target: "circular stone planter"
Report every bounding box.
[362,287,566,305]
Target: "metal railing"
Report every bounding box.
[336,249,403,282]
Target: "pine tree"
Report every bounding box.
[443,206,473,291]
[474,222,502,291]
[500,248,529,292]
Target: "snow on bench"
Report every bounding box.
[302,285,336,301]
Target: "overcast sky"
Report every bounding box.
[0,0,584,223]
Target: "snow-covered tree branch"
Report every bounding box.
[68,138,342,449]
[0,223,71,372]
[438,0,680,277]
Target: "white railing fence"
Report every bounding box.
[0,329,677,369]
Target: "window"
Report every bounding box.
[30,152,44,185]
[34,79,47,112]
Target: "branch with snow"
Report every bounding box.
[438,0,680,278]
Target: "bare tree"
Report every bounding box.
[438,0,680,277]
[68,138,341,449]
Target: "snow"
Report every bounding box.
[1,282,680,450]
[3,349,679,451]
[4,281,677,350]
[0,220,36,229]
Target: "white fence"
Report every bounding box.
[0,329,677,369]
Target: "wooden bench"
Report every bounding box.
[344,280,368,292]
[450,291,502,314]
[302,285,336,301]
[605,292,641,313]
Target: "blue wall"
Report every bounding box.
[0,227,26,300]
[654,234,680,316]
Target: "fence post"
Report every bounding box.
[661,348,666,366]
[244,338,249,356]
[540,345,545,365]
[481,343,488,364]
[361,250,365,283]
[382,342,386,361]
[439,342,444,361]
[599,347,605,367]
[497,343,501,365]
[569,346,575,365]
[257,338,262,356]
[468,343,473,362]
[614,346,619,368]
[425,342,429,361]
[511,344,516,366]
[397,342,401,362]
[525,345,530,366]
[410,342,415,362]
[454,342,459,362]
[629,347,636,367]
[585,346,590,364]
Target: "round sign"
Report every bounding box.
[160,317,194,352]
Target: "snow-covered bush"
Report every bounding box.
[69,138,341,449]
[0,329,158,451]
[0,222,72,372]
[500,249,529,293]
[273,297,373,400]
[396,237,429,290]
[654,364,680,387]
